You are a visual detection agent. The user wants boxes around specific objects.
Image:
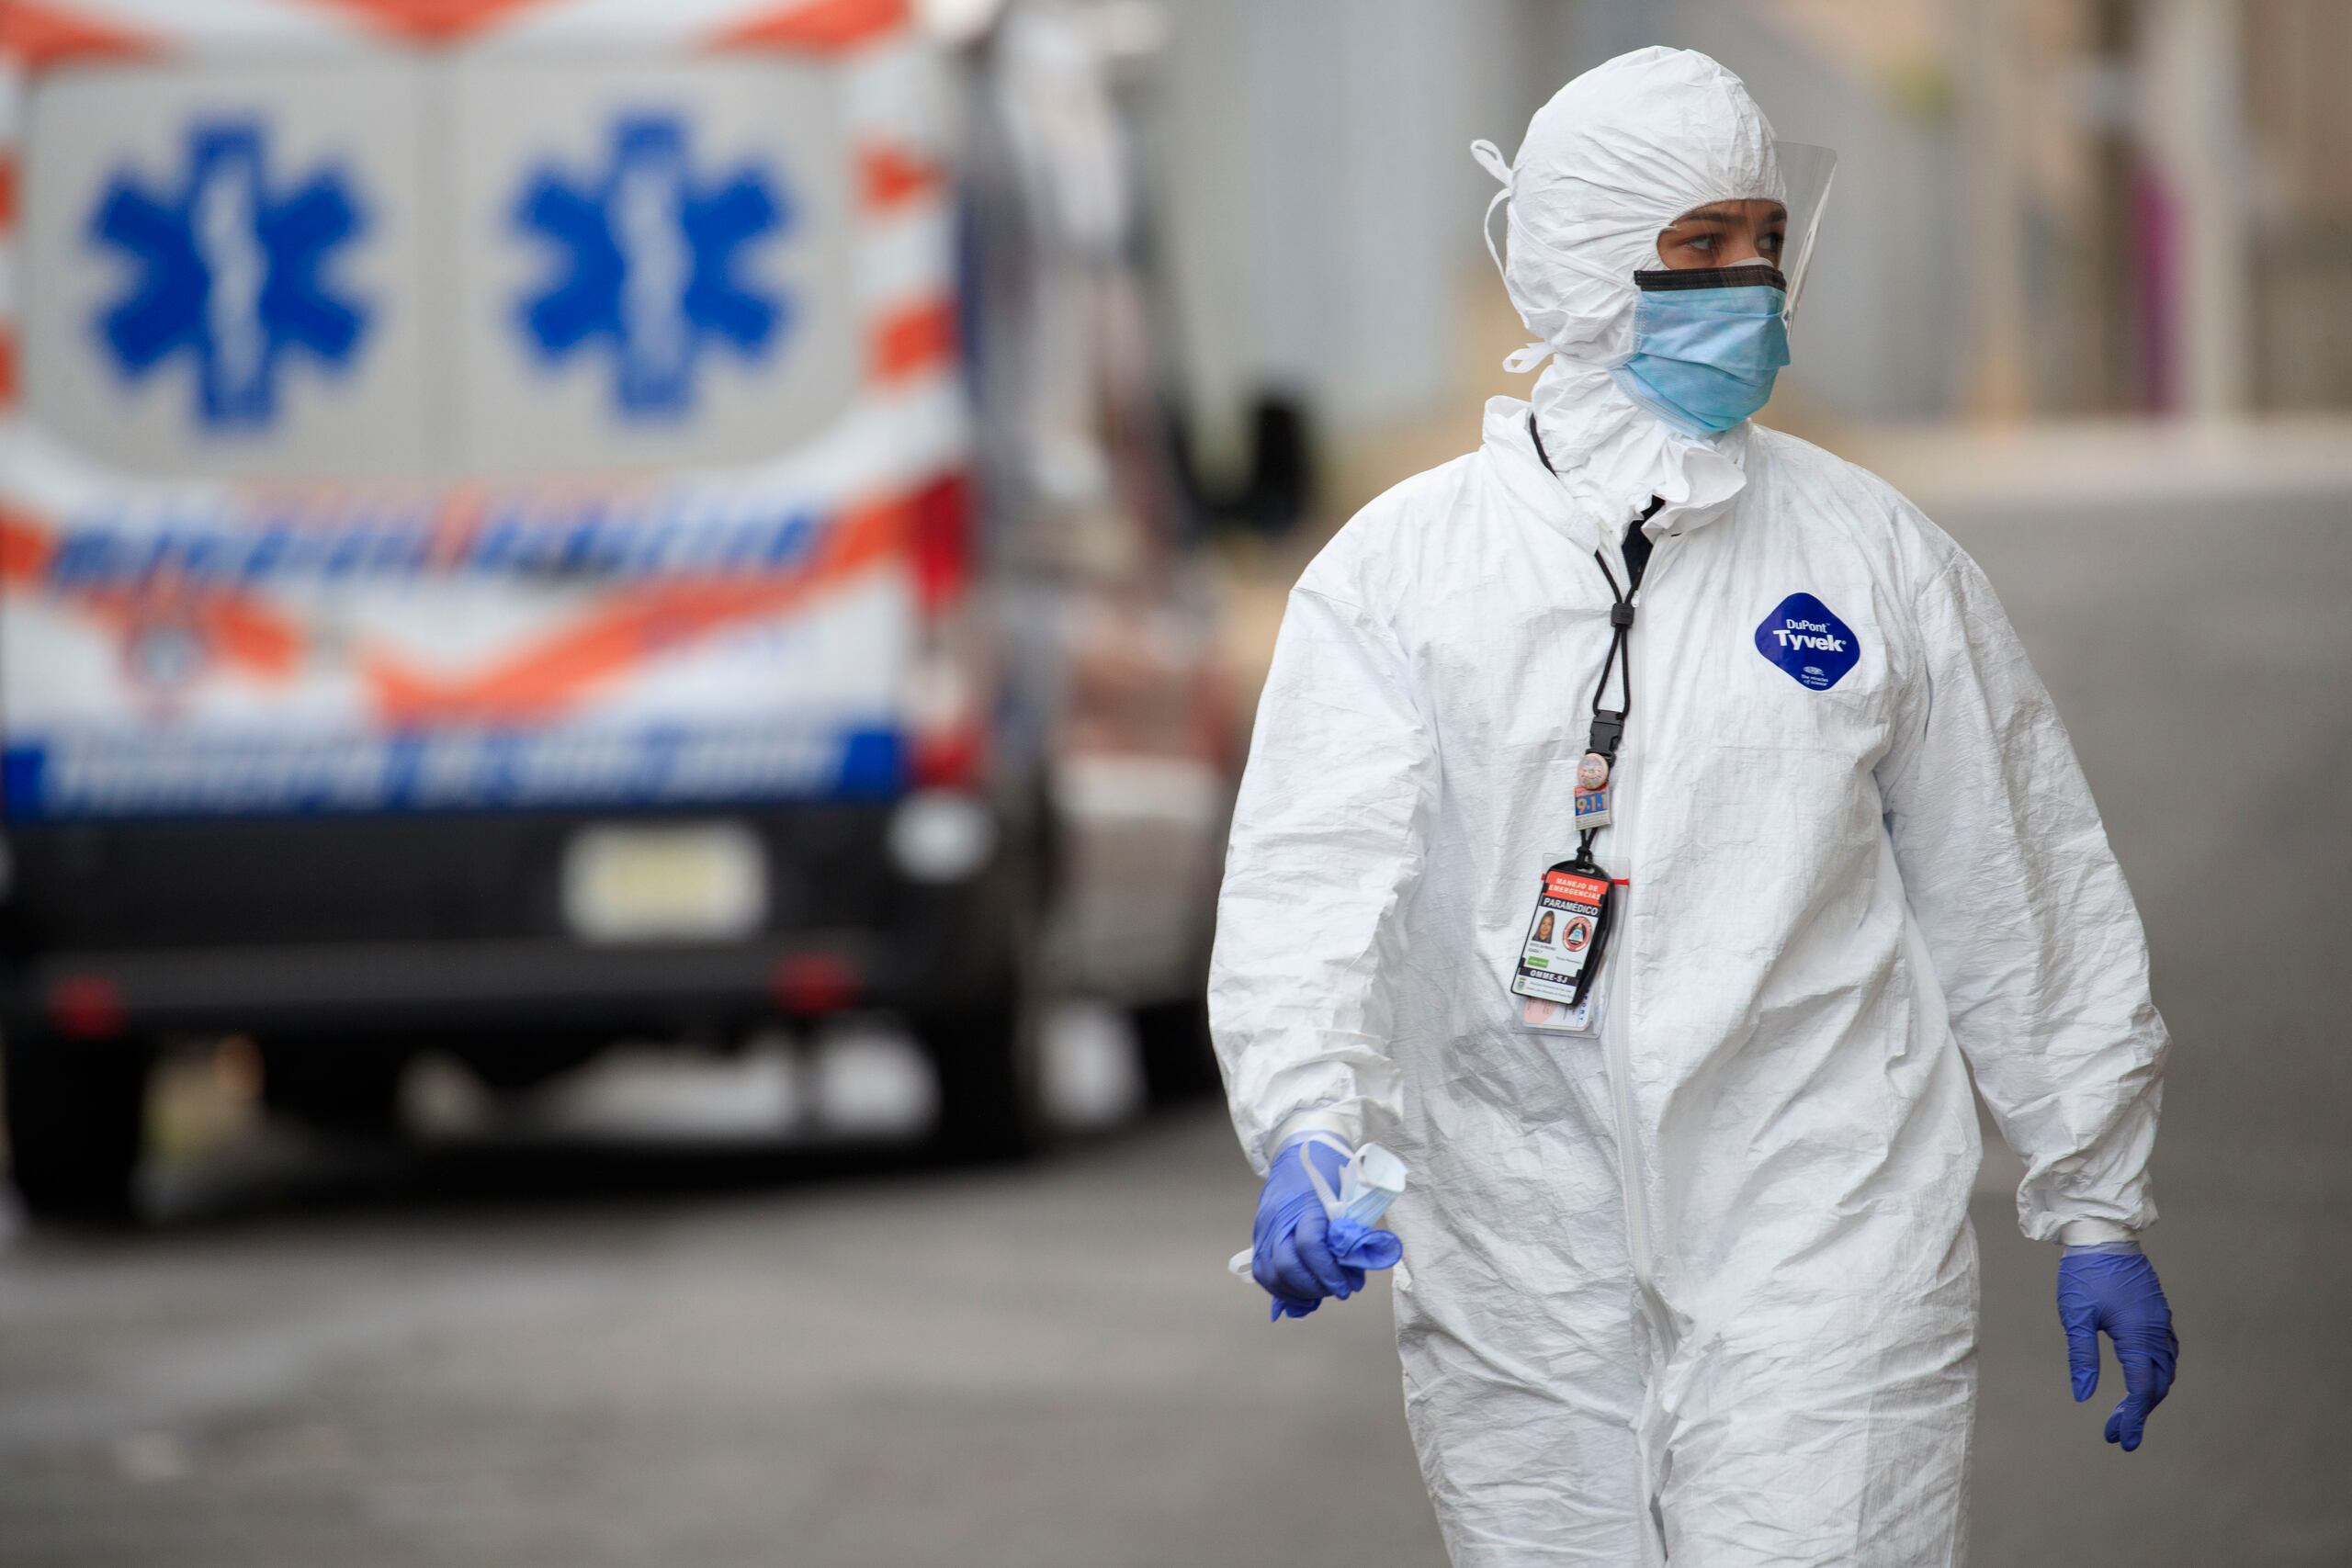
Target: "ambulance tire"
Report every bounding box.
[918,932,1050,1166]
[1134,993,1221,1108]
[4,1029,152,1225]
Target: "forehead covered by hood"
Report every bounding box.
[1487,47,1782,366]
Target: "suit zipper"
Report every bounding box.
[1598,532,1663,1307]
[1525,416,1668,1312]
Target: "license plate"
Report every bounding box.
[562,823,767,943]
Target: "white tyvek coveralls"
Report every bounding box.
[1209,48,2166,1567]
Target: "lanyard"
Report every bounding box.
[1581,555,1634,859]
[1527,418,1650,861]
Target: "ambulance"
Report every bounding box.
[0,0,1235,1218]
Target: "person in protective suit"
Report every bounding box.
[1213,47,2177,1567]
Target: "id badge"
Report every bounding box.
[1520,961,1608,1035]
[1509,862,1614,1007]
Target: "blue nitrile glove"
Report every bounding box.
[1251,1135,1401,1321]
[2057,1247,2179,1451]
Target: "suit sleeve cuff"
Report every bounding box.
[1267,1109,1362,1170]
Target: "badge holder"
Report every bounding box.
[1518,966,1610,1036]
[1510,850,1618,1032]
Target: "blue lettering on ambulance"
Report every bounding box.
[39,502,824,588]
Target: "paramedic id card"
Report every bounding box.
[1510,864,1611,1005]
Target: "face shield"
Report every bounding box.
[1774,142,1838,319]
[1640,142,1838,326]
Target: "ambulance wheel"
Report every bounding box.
[4,1029,152,1225]
[1134,993,1221,1108]
[917,936,1050,1166]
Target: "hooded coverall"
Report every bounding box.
[1209,48,2165,1567]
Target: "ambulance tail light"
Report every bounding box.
[770,951,861,1018]
[51,974,127,1041]
[904,470,986,789]
[909,471,971,615]
[907,636,986,790]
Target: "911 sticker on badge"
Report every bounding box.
[1754,592,1860,691]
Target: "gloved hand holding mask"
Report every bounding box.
[1238,1134,1405,1321]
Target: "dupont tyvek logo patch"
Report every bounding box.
[1755,592,1860,691]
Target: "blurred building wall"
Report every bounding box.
[1149,0,1526,466]
[1149,0,1967,454]
[2244,0,2352,409]
[1142,0,2349,467]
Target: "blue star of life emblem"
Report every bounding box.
[89,122,370,429]
[514,116,791,419]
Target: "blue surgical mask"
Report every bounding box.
[1611,264,1792,437]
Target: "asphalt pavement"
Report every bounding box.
[0,1103,1461,1567]
[2,435,2347,1566]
